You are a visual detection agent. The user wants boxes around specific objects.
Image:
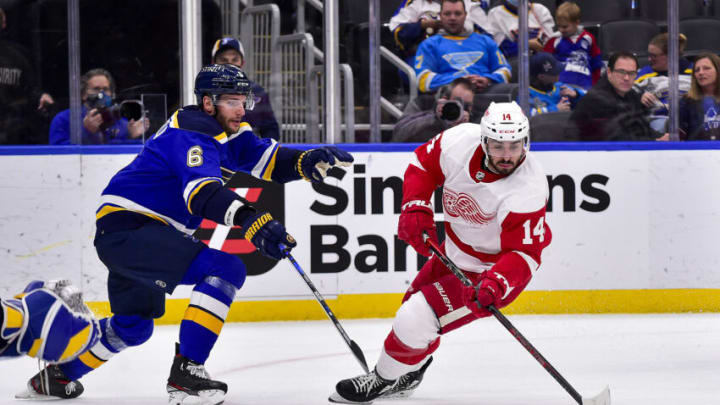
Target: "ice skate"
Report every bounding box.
[384,356,433,399]
[328,368,395,404]
[15,364,84,400]
[166,345,227,405]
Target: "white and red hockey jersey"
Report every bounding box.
[403,123,551,296]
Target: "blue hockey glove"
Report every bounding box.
[240,211,297,260]
[298,146,354,182]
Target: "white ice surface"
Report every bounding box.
[0,313,718,404]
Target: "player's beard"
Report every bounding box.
[488,156,519,175]
[217,112,242,135]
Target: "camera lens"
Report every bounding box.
[441,100,462,122]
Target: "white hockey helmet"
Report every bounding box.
[480,101,530,157]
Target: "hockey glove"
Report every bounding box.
[298,146,354,182]
[398,201,438,257]
[240,211,297,260]
[462,277,503,316]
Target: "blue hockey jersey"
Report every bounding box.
[543,29,603,90]
[96,106,279,234]
[414,32,511,92]
[525,82,586,117]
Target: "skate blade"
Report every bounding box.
[14,389,62,401]
[328,391,372,404]
[382,388,417,400]
[168,389,225,405]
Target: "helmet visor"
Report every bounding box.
[213,91,255,111]
[485,138,525,158]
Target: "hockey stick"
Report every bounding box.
[280,245,370,374]
[421,233,611,405]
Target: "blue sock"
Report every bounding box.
[179,277,236,363]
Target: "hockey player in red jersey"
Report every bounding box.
[330,101,551,403]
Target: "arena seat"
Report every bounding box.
[599,19,659,59]
[679,17,720,57]
[529,111,577,142]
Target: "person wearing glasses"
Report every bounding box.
[21,64,354,404]
[570,51,669,142]
[634,33,693,129]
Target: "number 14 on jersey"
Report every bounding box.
[522,217,546,245]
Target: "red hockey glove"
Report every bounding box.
[462,277,503,316]
[398,201,438,257]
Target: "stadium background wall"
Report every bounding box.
[1,143,719,324]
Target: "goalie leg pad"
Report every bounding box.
[0,299,24,342]
[16,287,100,364]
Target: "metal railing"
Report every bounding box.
[296,0,325,62]
[310,64,356,143]
[276,33,319,143]
[235,1,356,143]
[379,45,418,119]
[240,4,280,94]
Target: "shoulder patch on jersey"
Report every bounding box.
[173,106,225,138]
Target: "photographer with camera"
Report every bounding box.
[49,68,148,145]
[392,77,474,143]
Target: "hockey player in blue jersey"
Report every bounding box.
[21,64,354,404]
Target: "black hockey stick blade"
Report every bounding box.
[281,245,370,374]
[348,339,370,375]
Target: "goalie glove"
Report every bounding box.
[297,146,354,182]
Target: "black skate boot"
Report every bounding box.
[328,368,396,404]
[384,356,433,399]
[167,343,227,405]
[16,364,84,399]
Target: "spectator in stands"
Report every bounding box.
[679,53,720,140]
[49,68,147,145]
[211,36,280,140]
[635,33,693,121]
[389,0,486,65]
[486,0,554,58]
[543,1,602,90]
[392,77,475,142]
[0,7,55,144]
[525,52,585,117]
[570,52,669,142]
[414,0,511,94]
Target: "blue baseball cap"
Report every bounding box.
[211,37,245,60]
[530,52,563,76]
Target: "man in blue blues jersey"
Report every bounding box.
[21,64,353,404]
[414,0,511,94]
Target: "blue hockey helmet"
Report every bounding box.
[194,64,255,110]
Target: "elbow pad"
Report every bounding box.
[192,182,255,226]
